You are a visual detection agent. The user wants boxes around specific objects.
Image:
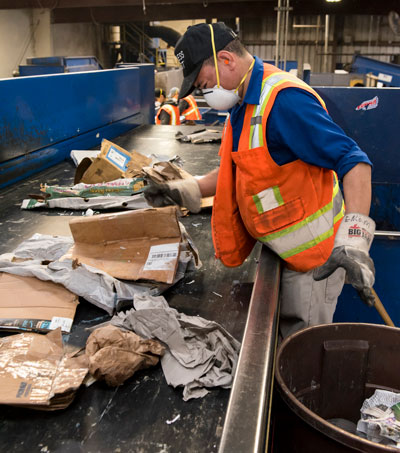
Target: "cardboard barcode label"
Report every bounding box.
[49,317,73,333]
[107,147,128,170]
[143,243,180,271]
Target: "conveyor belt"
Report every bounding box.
[0,125,280,452]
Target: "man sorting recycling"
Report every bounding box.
[145,22,375,338]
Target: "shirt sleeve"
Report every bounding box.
[266,87,372,179]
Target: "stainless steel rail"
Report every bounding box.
[218,246,281,453]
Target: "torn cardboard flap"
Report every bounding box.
[66,206,182,284]
[141,161,193,184]
[0,273,79,333]
[0,329,88,409]
[76,139,152,184]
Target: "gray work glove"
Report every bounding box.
[144,178,202,213]
[313,213,376,307]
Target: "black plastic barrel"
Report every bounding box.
[273,323,400,452]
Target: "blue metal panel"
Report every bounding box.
[26,56,65,65]
[352,55,400,87]
[334,236,400,326]
[0,68,142,163]
[19,65,64,76]
[264,60,298,71]
[21,56,102,76]
[314,87,400,184]
[316,86,400,324]
[64,56,102,71]
[0,114,143,189]
[0,64,155,188]
[114,64,154,124]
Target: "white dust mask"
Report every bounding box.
[202,24,254,111]
[202,86,240,110]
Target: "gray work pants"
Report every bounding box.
[279,266,346,338]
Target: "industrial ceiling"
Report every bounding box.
[0,0,398,23]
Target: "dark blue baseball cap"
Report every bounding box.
[174,22,237,98]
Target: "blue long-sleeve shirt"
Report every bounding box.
[229,56,371,179]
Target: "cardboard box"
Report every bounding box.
[75,139,152,184]
[66,206,182,284]
[0,273,79,333]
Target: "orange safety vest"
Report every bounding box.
[155,103,181,125]
[182,95,202,121]
[211,63,345,272]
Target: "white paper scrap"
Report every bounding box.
[49,316,73,333]
[143,243,180,271]
[166,414,180,425]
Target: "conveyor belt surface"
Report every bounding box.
[0,125,264,453]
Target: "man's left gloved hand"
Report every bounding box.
[313,213,376,307]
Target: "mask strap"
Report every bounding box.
[209,24,220,88]
[234,58,255,94]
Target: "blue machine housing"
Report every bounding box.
[19,56,103,77]
[0,63,155,188]
[351,55,400,87]
[315,86,400,326]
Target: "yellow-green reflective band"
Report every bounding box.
[253,194,264,214]
[279,227,334,260]
[273,186,284,206]
[252,186,283,214]
[259,198,334,243]
[334,202,345,224]
[251,77,296,148]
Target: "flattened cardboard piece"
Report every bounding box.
[66,207,182,284]
[201,196,214,209]
[0,329,88,409]
[77,139,151,184]
[0,273,79,333]
[142,161,192,184]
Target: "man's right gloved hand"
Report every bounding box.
[143,178,202,213]
[314,213,376,307]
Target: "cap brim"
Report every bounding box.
[179,63,202,99]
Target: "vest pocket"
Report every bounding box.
[252,197,305,236]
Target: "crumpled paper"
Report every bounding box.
[175,128,222,144]
[86,324,164,386]
[357,389,400,447]
[111,294,240,401]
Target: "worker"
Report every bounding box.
[154,87,166,112]
[155,87,181,125]
[169,87,202,124]
[145,22,375,338]
[179,93,202,124]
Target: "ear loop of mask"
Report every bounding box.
[209,24,221,88]
[208,24,255,95]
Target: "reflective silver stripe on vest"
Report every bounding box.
[258,179,344,260]
[250,72,309,149]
